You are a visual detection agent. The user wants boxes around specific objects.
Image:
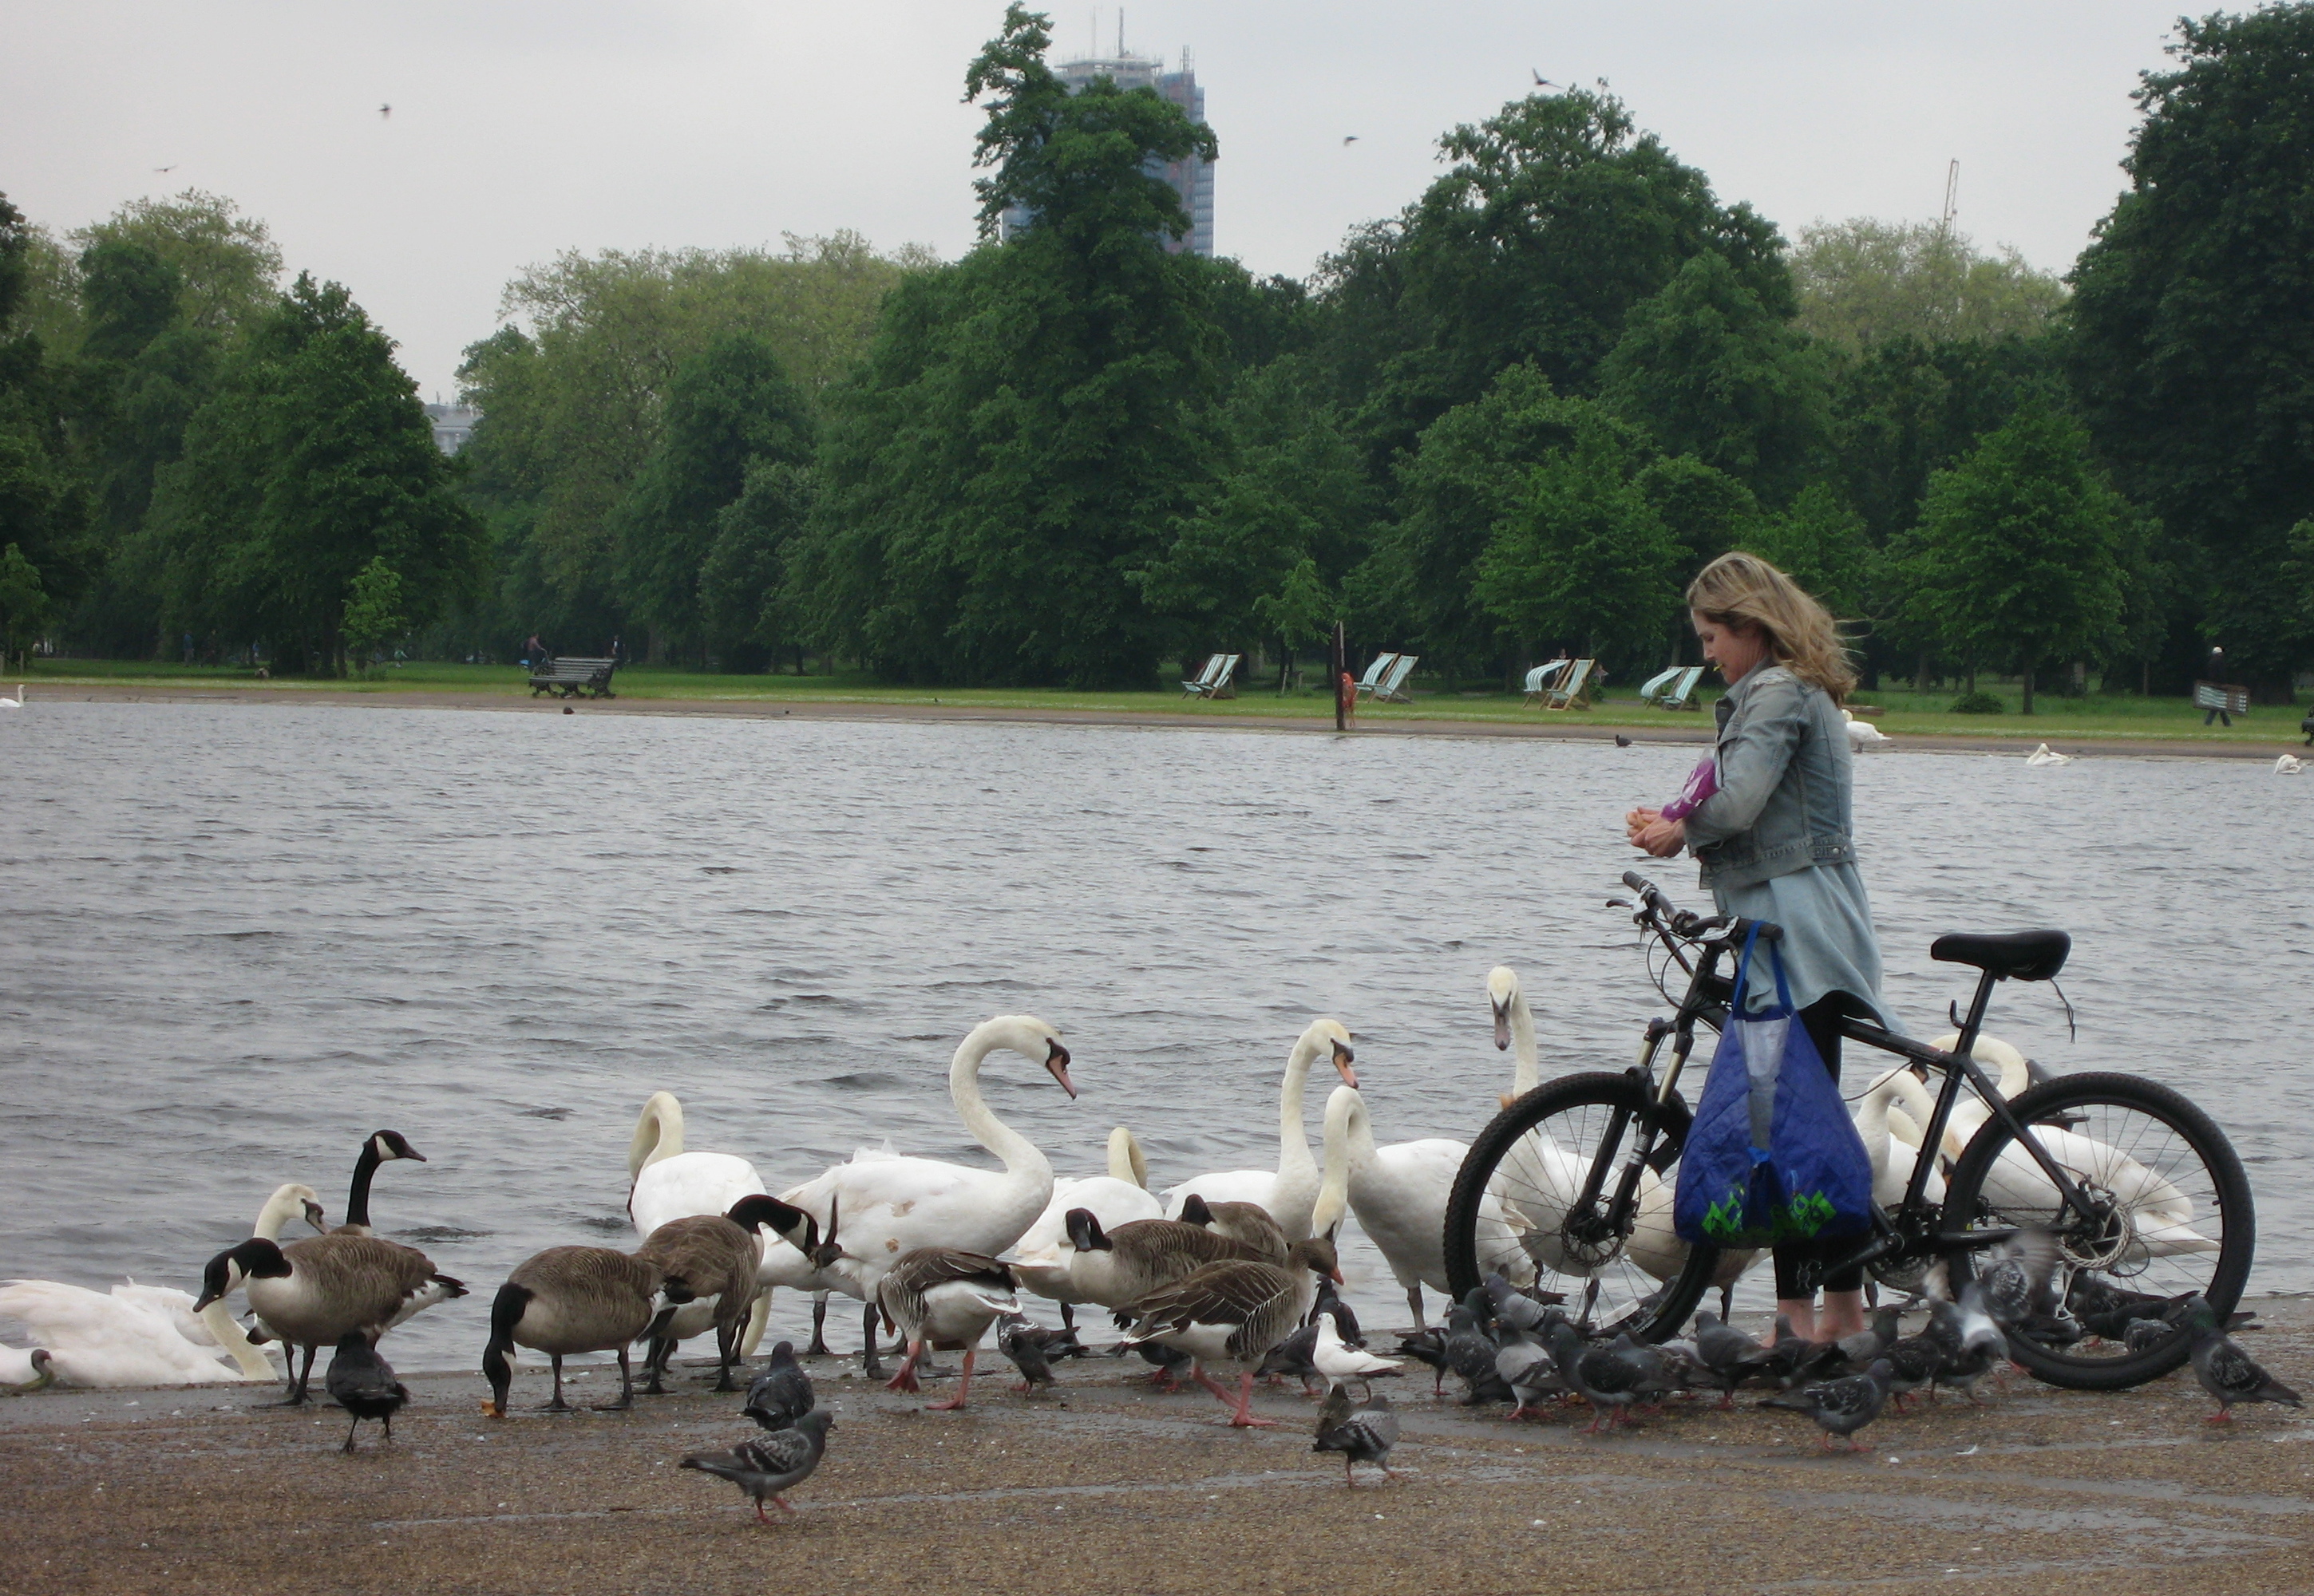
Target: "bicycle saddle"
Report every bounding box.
[1929,929,2071,982]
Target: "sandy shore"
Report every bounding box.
[4,1302,2308,1595]
[30,680,2308,760]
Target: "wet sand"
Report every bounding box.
[5,1303,2308,1595]
[28,680,2306,760]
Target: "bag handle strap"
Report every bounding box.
[1731,920,1794,1021]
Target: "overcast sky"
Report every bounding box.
[7,1,2191,401]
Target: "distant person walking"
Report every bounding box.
[2201,646,2232,727]
[525,633,546,668]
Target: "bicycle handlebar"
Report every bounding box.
[1620,870,1780,943]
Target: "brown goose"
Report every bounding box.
[330,1130,429,1237]
[870,1247,1021,1411]
[194,1234,465,1405]
[1059,1211,1269,1310]
[634,1195,812,1394]
[1119,1234,1341,1427]
[481,1246,693,1416]
[1177,1193,1290,1262]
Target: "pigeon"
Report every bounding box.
[1755,1314,1823,1388]
[322,1331,409,1453]
[1978,1230,2063,1329]
[1256,1322,1326,1396]
[1922,1296,2002,1404]
[996,1314,1081,1396]
[1313,1385,1400,1486]
[2183,1297,2301,1423]
[1495,1326,1560,1419]
[1482,1273,1562,1338]
[1614,734,1632,747]
[1880,1332,1942,1409]
[1121,1336,1193,1389]
[681,1409,836,1523]
[1691,1311,1772,1404]
[2067,1274,2176,1341]
[2122,1317,2175,1355]
[1832,1306,1905,1372]
[1314,1311,1401,1397]
[1761,1358,1893,1452]
[1545,1319,1645,1432]
[1395,1327,1450,1396]
[743,1341,813,1432]
[1443,1302,1500,1403]
[1313,1278,1363,1349]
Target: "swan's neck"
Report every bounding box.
[1277,1044,1320,1182]
[198,1300,275,1381]
[343,1145,382,1231]
[1313,1093,1354,1235]
[951,1034,1050,1183]
[628,1097,682,1178]
[1107,1127,1147,1189]
[251,1191,298,1240]
[1509,993,1540,1096]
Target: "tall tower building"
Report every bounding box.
[999,41,1214,257]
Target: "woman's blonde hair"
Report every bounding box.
[1685,551,1857,702]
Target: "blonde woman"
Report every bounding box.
[1624,551,1888,1346]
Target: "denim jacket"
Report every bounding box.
[1682,663,1857,891]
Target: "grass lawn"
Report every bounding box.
[22,657,2307,745]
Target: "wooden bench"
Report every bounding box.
[529,656,618,699]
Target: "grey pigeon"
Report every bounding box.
[1443,1302,1501,1404]
[1482,1273,1562,1337]
[1256,1321,1325,1396]
[1691,1312,1771,1406]
[1495,1326,1560,1419]
[1879,1332,1940,1408]
[743,1340,813,1432]
[1313,1385,1400,1485]
[1833,1306,1905,1371]
[1978,1230,2063,1330]
[2122,1317,2174,1355]
[1921,1296,2001,1404]
[995,1314,1080,1396]
[323,1330,408,1453]
[681,1409,836,1522]
[2183,1296,2302,1423]
[1395,1327,1450,1396]
[1761,1357,1892,1452]
[1545,1318,1644,1433]
[2067,1274,2175,1341]
[1756,1313,1822,1388]
[1313,1278,1363,1349]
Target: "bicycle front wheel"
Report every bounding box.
[1442,1071,1730,1342]
[1940,1071,2254,1391]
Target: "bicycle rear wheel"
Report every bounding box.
[1442,1071,1730,1342]
[1940,1071,2253,1391]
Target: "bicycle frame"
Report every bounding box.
[1616,883,2102,1290]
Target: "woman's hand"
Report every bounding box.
[1632,816,1687,858]
[1624,805,1662,846]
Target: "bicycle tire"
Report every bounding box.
[1940,1070,2254,1392]
[1443,1071,1723,1343]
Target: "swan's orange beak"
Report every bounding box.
[1045,1040,1077,1100]
[1331,1039,1358,1090]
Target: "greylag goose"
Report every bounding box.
[1057,1209,1270,1310]
[865,1246,1021,1410]
[1118,1233,1342,1427]
[1177,1193,1289,1261]
[480,1245,690,1415]
[1011,1126,1162,1329]
[195,1232,465,1404]
[682,1409,835,1523]
[323,1330,408,1451]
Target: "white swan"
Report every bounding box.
[252,1183,328,1240]
[0,685,22,709]
[2277,754,2306,775]
[1011,1127,1164,1319]
[627,1091,767,1238]
[1853,1065,1948,1209]
[2025,743,2074,766]
[0,1279,273,1386]
[738,1140,897,1360]
[775,1014,1075,1359]
[1163,1018,1358,1239]
[1489,965,1542,1110]
[1842,710,1891,749]
[1323,1084,1521,1325]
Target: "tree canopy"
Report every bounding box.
[1791,219,2067,351]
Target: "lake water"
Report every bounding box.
[1,701,2307,1372]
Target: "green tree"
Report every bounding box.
[339,555,405,671]
[1750,482,1872,621]
[2069,4,2314,695]
[1472,409,1684,669]
[794,5,1227,685]
[147,275,484,671]
[70,190,282,335]
[1790,219,2067,350]
[0,195,92,630]
[612,331,812,663]
[0,541,49,666]
[1636,453,1758,573]
[701,459,816,672]
[1598,251,1829,505]
[1897,404,2128,712]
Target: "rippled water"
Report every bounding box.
[1,702,2306,1372]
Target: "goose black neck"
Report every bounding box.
[345,1141,382,1230]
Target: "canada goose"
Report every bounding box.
[331,1130,428,1236]
[1162,1020,1358,1239]
[634,1195,811,1394]
[777,1015,1075,1373]
[481,1246,694,1416]
[868,1247,1020,1411]
[1119,1234,1343,1427]
[195,1233,465,1405]
[1009,1126,1163,1329]
[627,1091,766,1237]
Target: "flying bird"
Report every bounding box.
[1341,136,1359,145]
[378,104,392,119]
[152,165,176,174]
[1533,72,1561,88]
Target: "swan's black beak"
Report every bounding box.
[1044,1039,1077,1100]
[1492,1001,1511,1051]
[1331,1038,1359,1090]
[302,1199,326,1234]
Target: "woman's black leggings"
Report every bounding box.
[1771,993,1867,1299]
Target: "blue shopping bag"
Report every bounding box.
[1673,924,1873,1248]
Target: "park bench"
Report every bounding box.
[529,656,619,699]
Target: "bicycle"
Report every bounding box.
[1441,871,2253,1390]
